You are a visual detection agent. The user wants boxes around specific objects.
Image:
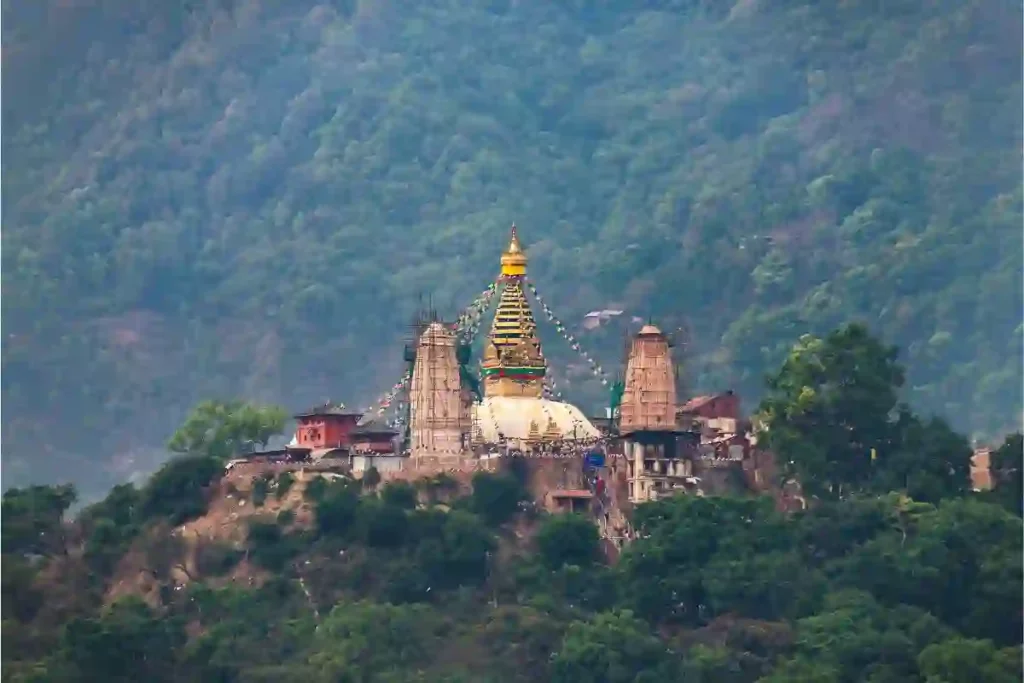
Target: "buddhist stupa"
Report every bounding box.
[472,225,600,446]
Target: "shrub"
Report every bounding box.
[381,481,418,510]
[304,477,328,502]
[363,466,382,491]
[139,456,222,526]
[251,475,272,507]
[469,472,527,526]
[194,541,243,577]
[316,482,361,538]
[277,509,296,527]
[356,500,409,548]
[247,519,304,572]
[535,514,601,569]
[276,472,295,499]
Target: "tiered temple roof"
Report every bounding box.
[480,225,547,398]
[470,224,601,446]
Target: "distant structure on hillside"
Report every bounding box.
[970,447,993,491]
[617,324,698,503]
[582,309,624,330]
[234,223,787,533]
[408,321,470,471]
[471,226,601,454]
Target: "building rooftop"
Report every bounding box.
[678,395,716,413]
[352,419,399,437]
[294,402,364,419]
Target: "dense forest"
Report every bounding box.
[3,326,1022,682]
[2,0,1022,496]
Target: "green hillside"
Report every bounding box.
[3,0,1021,494]
[6,482,1021,683]
[3,363,1022,682]
[4,326,1022,681]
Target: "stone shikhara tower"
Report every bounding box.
[408,321,470,470]
[619,324,692,503]
[619,324,677,433]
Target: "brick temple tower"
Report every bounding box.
[408,321,470,471]
[619,324,677,432]
[618,324,697,503]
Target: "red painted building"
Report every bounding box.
[677,390,741,421]
[350,421,400,455]
[293,403,364,450]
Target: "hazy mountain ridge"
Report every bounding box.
[3,0,1021,494]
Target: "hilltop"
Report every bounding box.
[3,327,1022,681]
[3,0,1022,494]
[3,437,1022,681]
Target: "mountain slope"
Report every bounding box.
[3,0,1021,494]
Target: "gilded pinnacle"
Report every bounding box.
[500,223,527,277]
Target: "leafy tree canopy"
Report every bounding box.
[1,484,76,556]
[167,400,288,461]
[4,433,1021,681]
[757,323,973,501]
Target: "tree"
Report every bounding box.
[535,514,600,569]
[703,550,824,622]
[139,455,223,525]
[759,657,840,683]
[480,606,566,682]
[79,484,145,577]
[246,519,305,572]
[136,525,190,583]
[679,644,753,683]
[54,598,186,683]
[362,466,382,492]
[468,472,527,526]
[917,637,1022,683]
[306,601,439,681]
[167,400,288,461]
[2,556,45,623]
[830,497,1022,645]
[380,480,417,510]
[779,590,954,683]
[355,499,409,548]
[757,324,905,499]
[791,495,892,564]
[415,510,496,587]
[618,495,789,625]
[877,409,973,503]
[1,484,77,556]
[550,610,679,683]
[314,480,361,538]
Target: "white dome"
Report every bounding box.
[472,395,601,444]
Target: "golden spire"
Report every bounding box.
[500,223,528,277]
[481,223,546,398]
[489,278,539,351]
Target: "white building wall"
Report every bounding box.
[352,454,407,474]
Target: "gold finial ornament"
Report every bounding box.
[500,223,528,277]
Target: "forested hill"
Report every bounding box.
[3,0,1021,494]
